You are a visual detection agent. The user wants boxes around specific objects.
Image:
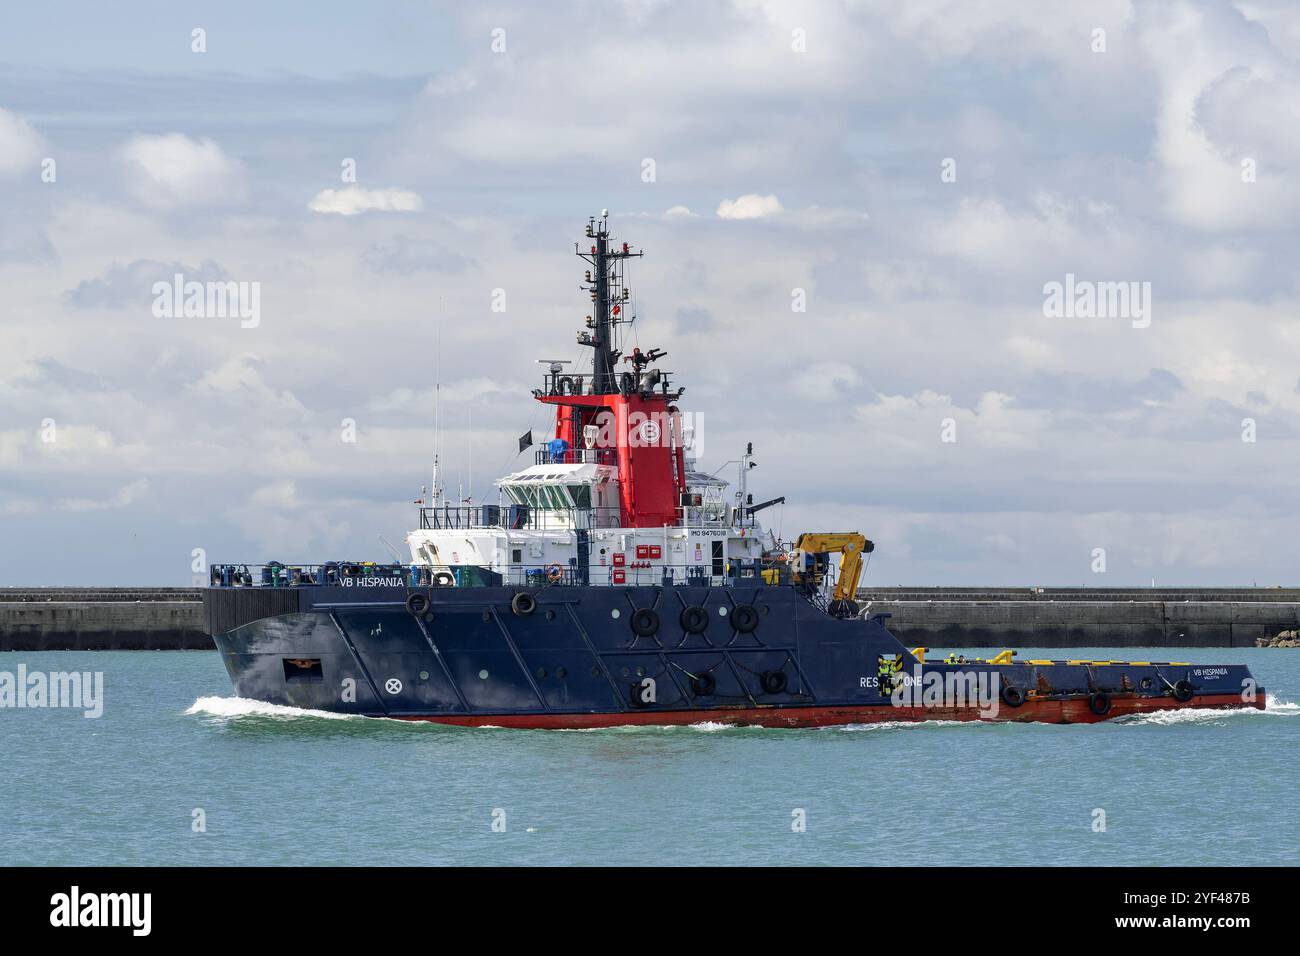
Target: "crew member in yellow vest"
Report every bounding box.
[877,656,893,697]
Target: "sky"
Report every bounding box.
[1,0,1298,586]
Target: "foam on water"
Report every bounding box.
[185,694,1299,730]
[837,719,975,733]
[555,721,761,733]
[185,695,363,722]
[1114,695,1298,726]
[688,721,744,732]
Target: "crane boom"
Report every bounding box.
[788,532,875,617]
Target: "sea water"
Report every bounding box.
[1,647,1296,866]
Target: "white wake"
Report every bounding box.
[185,695,361,721]
[1113,695,1298,726]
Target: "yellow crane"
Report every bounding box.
[787,532,874,618]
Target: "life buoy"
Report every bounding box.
[690,672,716,696]
[433,571,455,587]
[731,604,759,633]
[1000,684,1025,708]
[1088,691,1112,716]
[630,608,660,637]
[405,593,430,617]
[545,563,563,583]
[1172,679,1194,702]
[679,606,708,634]
[511,592,537,617]
[760,670,788,694]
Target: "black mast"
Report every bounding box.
[577,211,641,394]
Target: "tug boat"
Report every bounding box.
[204,214,1265,727]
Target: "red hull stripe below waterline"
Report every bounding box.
[392,692,1264,729]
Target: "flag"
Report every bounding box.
[518,429,533,453]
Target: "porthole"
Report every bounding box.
[418,670,430,681]
[557,667,567,679]
[478,669,489,680]
[621,667,631,678]
[591,666,602,678]
[635,666,646,677]
[718,606,729,616]
[546,609,556,621]
[535,667,547,679]
[482,611,491,622]
[762,605,770,615]
[611,608,621,619]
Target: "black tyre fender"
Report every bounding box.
[679,606,709,634]
[630,608,660,637]
[690,672,717,697]
[1000,684,1025,708]
[760,670,788,695]
[405,592,430,617]
[1088,691,1112,716]
[511,592,537,617]
[1172,679,1194,703]
[731,604,759,633]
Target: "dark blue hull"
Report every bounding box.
[204,584,1265,726]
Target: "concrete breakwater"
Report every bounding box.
[0,586,1297,650]
[857,587,1300,649]
[0,588,209,650]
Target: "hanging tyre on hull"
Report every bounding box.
[679,606,709,634]
[731,605,759,633]
[1087,691,1112,716]
[630,608,660,637]
[759,670,788,695]
[690,672,716,697]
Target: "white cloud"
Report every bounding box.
[716,194,784,220]
[792,362,861,400]
[57,478,149,512]
[8,1,1300,586]
[0,108,45,177]
[1138,0,1300,230]
[308,186,423,216]
[663,205,698,219]
[186,356,307,415]
[118,133,247,210]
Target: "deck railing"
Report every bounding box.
[533,447,616,466]
[207,560,790,589]
[418,504,622,531]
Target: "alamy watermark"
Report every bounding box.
[1043,273,1151,329]
[50,886,150,936]
[0,665,103,718]
[152,273,260,328]
[888,666,1001,718]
